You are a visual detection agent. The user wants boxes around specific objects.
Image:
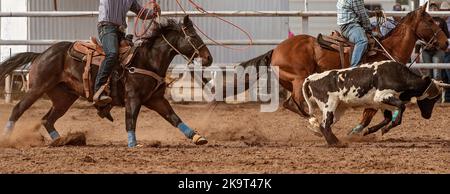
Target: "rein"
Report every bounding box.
[372,12,442,67]
[126,15,207,94]
[408,24,442,68]
[161,26,206,65]
[371,34,400,63]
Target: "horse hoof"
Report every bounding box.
[381,127,391,136]
[49,137,63,147]
[347,124,364,136]
[128,144,143,148]
[192,134,208,145]
[97,109,114,122]
[347,130,361,136]
[362,128,370,136]
[105,114,114,122]
[128,142,137,148]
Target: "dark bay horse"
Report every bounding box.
[0,16,213,147]
[236,3,448,136]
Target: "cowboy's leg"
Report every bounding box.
[94,25,119,99]
[421,51,433,77]
[444,69,450,102]
[343,23,368,67]
[443,52,450,102]
[432,50,445,80]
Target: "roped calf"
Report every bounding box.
[302,60,449,147]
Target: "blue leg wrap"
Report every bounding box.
[392,110,400,122]
[3,121,15,136]
[351,124,364,133]
[127,131,137,147]
[177,123,195,139]
[49,131,60,140]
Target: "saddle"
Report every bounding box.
[317,31,381,67]
[68,37,138,100]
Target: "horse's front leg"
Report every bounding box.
[145,98,207,145]
[125,97,141,147]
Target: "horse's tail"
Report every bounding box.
[302,78,313,117]
[0,52,40,80]
[238,49,274,69]
[236,49,274,92]
[302,78,323,137]
[212,50,274,98]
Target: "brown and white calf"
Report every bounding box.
[302,60,449,147]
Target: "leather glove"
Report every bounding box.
[374,9,384,18]
[151,3,161,17]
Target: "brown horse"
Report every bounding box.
[0,16,213,147]
[236,3,448,136]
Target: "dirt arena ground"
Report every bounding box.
[0,100,448,173]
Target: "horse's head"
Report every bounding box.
[413,2,449,50]
[159,15,213,67]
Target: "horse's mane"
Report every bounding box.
[141,18,182,46]
[380,8,418,40]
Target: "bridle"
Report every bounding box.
[125,18,208,96]
[408,18,443,68]
[161,25,206,65]
[373,11,443,67]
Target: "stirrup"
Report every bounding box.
[94,95,112,106]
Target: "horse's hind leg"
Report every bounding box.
[381,104,406,135]
[145,98,207,145]
[363,110,392,136]
[348,108,378,135]
[283,78,309,117]
[3,88,46,137]
[42,85,78,140]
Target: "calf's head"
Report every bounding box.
[417,79,450,119]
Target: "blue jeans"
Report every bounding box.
[421,49,445,80]
[95,25,123,93]
[341,23,369,67]
[443,52,450,102]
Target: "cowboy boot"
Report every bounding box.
[95,104,114,122]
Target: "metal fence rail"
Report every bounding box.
[2,10,450,102]
[0,39,279,46]
[1,11,450,17]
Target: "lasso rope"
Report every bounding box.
[175,0,254,51]
[133,0,157,38]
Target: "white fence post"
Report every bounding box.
[302,0,309,35]
[302,16,309,35]
[4,74,12,103]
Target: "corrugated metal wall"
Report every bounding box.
[28,0,98,52]
[160,0,289,63]
[289,0,397,36]
[27,0,289,64]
